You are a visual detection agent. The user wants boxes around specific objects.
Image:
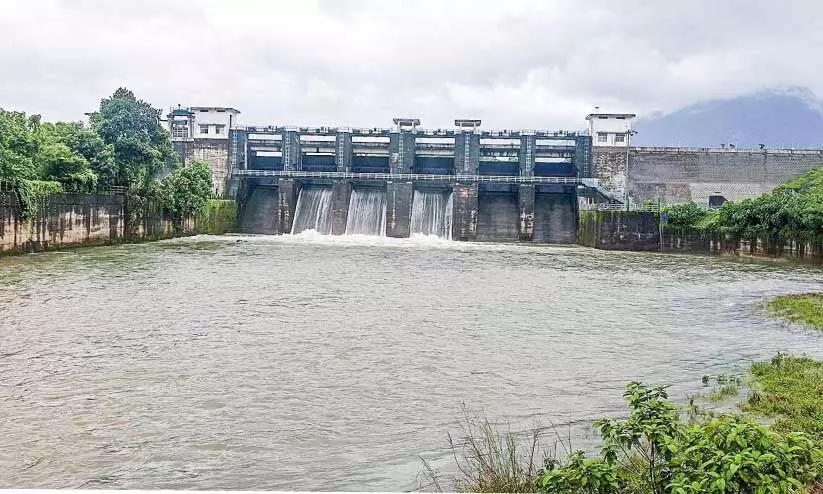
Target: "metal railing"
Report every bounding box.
[231,169,584,184]
[582,202,661,212]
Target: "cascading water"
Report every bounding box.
[410,190,454,239]
[345,188,386,236]
[444,192,453,241]
[291,188,333,235]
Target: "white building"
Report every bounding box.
[586,113,636,147]
[167,106,240,140]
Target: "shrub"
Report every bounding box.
[536,382,822,494]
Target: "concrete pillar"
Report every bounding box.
[389,132,415,174]
[519,134,535,177]
[277,179,299,234]
[330,180,352,235]
[574,135,593,178]
[454,132,480,175]
[452,183,478,241]
[385,181,413,238]
[518,184,535,241]
[282,130,301,171]
[335,131,352,172]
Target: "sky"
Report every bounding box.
[2,0,823,130]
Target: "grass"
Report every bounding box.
[421,365,823,493]
[768,293,823,329]
[744,353,823,439]
[693,374,742,403]
[418,406,552,492]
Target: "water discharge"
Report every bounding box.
[410,190,453,239]
[1,235,822,490]
[345,188,386,236]
[291,187,333,235]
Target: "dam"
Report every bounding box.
[224,118,595,243]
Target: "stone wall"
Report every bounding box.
[592,146,629,198]
[593,146,823,206]
[629,148,821,205]
[173,139,231,196]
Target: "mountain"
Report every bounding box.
[632,87,823,149]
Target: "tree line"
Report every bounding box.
[663,167,823,250]
[0,88,213,227]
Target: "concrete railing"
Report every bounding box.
[231,169,583,184]
[631,146,823,155]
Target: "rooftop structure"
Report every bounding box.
[586,112,637,148]
[167,105,240,140]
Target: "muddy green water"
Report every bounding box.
[1,234,821,490]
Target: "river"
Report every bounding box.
[1,233,822,490]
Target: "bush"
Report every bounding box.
[663,203,707,230]
[158,161,213,230]
[536,382,822,494]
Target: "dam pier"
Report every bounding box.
[224,118,595,242]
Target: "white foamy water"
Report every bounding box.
[291,187,333,235]
[410,190,453,239]
[345,188,386,236]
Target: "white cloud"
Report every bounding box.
[2,0,823,129]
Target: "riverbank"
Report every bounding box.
[769,293,823,329]
[435,353,823,493]
[0,191,236,256]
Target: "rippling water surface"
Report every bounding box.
[1,234,822,490]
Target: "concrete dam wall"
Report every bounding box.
[237,178,579,243]
[593,146,823,205]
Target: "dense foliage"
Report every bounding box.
[158,161,213,229]
[1,88,214,226]
[662,167,823,247]
[537,381,823,493]
[88,87,177,191]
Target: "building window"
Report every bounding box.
[214,124,225,135]
[597,132,607,143]
[200,125,209,135]
[172,125,188,139]
[614,133,626,143]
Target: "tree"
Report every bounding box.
[158,161,213,229]
[88,87,177,190]
[0,110,42,183]
[38,141,97,192]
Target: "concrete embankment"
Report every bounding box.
[0,191,236,255]
[578,210,823,264]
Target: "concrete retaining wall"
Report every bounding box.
[593,147,823,205]
[578,210,660,251]
[578,210,823,264]
[0,192,213,255]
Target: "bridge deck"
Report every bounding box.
[232,169,586,185]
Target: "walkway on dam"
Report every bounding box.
[232,169,588,185]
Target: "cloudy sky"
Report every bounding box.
[1,0,821,130]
